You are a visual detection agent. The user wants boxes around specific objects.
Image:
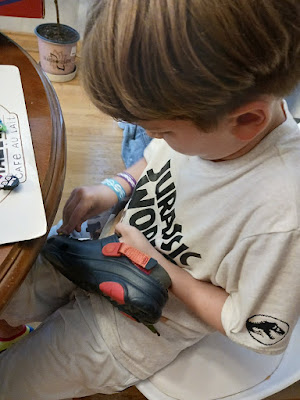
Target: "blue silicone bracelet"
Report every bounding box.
[101,178,126,202]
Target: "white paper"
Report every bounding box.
[0,65,47,245]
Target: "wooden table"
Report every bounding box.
[0,32,66,312]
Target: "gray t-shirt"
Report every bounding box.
[92,102,300,379]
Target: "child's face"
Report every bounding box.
[139,118,246,161]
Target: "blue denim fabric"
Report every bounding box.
[119,122,152,168]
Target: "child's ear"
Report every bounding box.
[229,101,271,141]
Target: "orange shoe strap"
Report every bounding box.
[102,242,157,270]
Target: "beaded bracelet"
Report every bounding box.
[101,178,126,202]
[116,172,137,193]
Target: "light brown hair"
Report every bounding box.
[82,0,300,129]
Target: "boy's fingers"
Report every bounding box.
[114,222,121,234]
[59,204,87,234]
[75,223,82,232]
[115,223,136,238]
[62,188,87,221]
[115,222,125,236]
[62,190,77,212]
[57,224,71,234]
[62,195,79,223]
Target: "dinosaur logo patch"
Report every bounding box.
[246,315,289,346]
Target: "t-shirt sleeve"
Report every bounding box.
[220,230,300,355]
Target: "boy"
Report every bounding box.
[0,0,299,398]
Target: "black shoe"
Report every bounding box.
[42,234,171,326]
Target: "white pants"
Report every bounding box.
[0,222,138,400]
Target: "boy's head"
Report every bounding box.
[82,0,299,132]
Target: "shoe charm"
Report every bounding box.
[0,119,7,133]
[0,174,20,190]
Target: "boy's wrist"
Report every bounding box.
[101,178,127,202]
[116,172,136,192]
[100,171,137,202]
[113,174,135,197]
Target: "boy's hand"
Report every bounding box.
[115,223,160,260]
[58,159,148,235]
[58,185,118,235]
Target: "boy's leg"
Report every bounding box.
[0,220,87,326]
[0,221,138,398]
[0,252,77,326]
[0,220,85,350]
[0,292,138,400]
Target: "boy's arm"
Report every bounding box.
[155,251,228,334]
[113,157,147,196]
[117,223,299,356]
[58,157,147,235]
[116,223,228,334]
